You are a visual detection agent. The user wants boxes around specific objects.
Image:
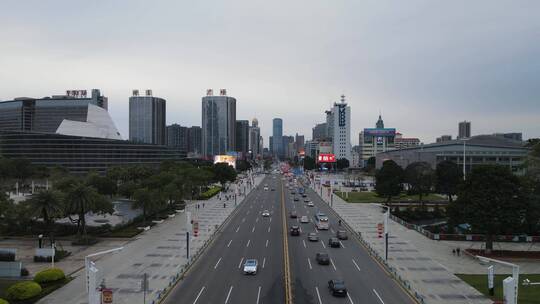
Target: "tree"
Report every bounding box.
[213,163,237,186]
[86,173,117,197]
[303,156,316,170]
[364,157,376,173]
[263,159,273,171]
[435,160,462,202]
[11,158,34,185]
[451,165,522,253]
[375,160,403,205]
[132,188,154,225]
[336,158,350,170]
[26,190,64,243]
[236,160,252,172]
[64,182,113,242]
[404,162,435,204]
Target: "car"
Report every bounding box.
[271,188,275,191]
[307,232,319,242]
[290,211,298,218]
[262,210,270,217]
[336,229,348,240]
[300,215,309,223]
[307,201,314,207]
[328,279,347,297]
[328,237,340,248]
[291,191,296,195]
[264,186,269,191]
[316,252,330,265]
[302,194,307,198]
[293,197,299,202]
[243,259,258,275]
[290,225,300,236]
[303,198,310,202]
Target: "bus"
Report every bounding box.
[314,212,329,230]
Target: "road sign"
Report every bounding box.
[101,288,113,304]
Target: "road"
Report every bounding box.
[164,173,414,304]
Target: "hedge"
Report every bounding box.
[199,186,222,200]
[34,268,65,284]
[6,281,42,301]
[0,298,9,304]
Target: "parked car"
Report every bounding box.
[290,226,300,236]
[300,215,309,223]
[328,237,340,248]
[290,211,298,218]
[307,233,319,242]
[328,279,347,297]
[336,230,348,240]
[243,259,258,275]
[316,252,330,265]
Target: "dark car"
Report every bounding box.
[290,226,300,236]
[290,211,298,218]
[293,197,299,201]
[271,188,275,191]
[303,198,310,203]
[328,237,340,248]
[336,230,348,240]
[316,253,330,265]
[307,232,319,242]
[301,193,307,198]
[328,280,347,297]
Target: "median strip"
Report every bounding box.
[281,179,293,304]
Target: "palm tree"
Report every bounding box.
[65,182,113,242]
[27,190,64,243]
[132,188,154,225]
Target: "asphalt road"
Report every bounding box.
[286,177,415,304]
[164,173,414,304]
[164,175,284,304]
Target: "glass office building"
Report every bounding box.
[201,93,236,157]
[129,92,166,145]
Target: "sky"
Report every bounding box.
[1,0,539,145]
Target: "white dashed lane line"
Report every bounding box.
[246,239,251,247]
[225,286,233,304]
[321,240,326,248]
[262,257,266,268]
[214,257,222,269]
[235,226,240,233]
[227,240,232,247]
[373,289,385,304]
[307,258,312,270]
[192,286,205,304]
[315,287,323,304]
[238,257,244,268]
[352,259,361,271]
[303,240,307,248]
[330,258,337,271]
[265,239,269,247]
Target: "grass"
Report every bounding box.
[335,191,445,203]
[456,273,540,304]
[0,277,72,304]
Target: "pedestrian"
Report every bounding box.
[456,247,461,256]
[203,203,205,208]
[452,249,455,256]
[223,203,226,208]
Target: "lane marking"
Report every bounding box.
[330,228,335,233]
[256,217,259,223]
[347,292,355,304]
[315,286,323,304]
[256,286,261,304]
[252,226,256,233]
[330,258,337,271]
[340,241,346,248]
[352,259,361,271]
[373,289,385,304]
[227,240,232,247]
[265,239,269,247]
[263,257,266,268]
[225,286,233,303]
[270,217,272,223]
[214,257,222,269]
[308,258,312,270]
[193,286,205,304]
[246,239,251,247]
[236,226,240,233]
[268,226,271,233]
[242,218,246,222]
[321,240,326,248]
[247,210,250,215]
[303,240,307,248]
[238,257,244,268]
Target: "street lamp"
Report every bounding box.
[476,255,519,304]
[85,247,124,304]
[462,138,470,180]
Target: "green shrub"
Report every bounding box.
[199,186,222,200]
[0,298,9,304]
[34,268,65,284]
[6,281,42,301]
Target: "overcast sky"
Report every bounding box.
[1,0,539,145]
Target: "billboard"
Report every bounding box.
[214,155,236,168]
[318,153,336,163]
[319,141,332,154]
[364,128,396,137]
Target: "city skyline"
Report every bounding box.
[1,1,538,144]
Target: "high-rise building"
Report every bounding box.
[458,121,471,139]
[0,89,110,135]
[329,95,351,162]
[166,124,189,152]
[282,135,295,159]
[359,114,396,165]
[129,89,166,145]
[312,123,327,141]
[201,89,236,157]
[269,135,273,154]
[436,135,453,143]
[325,111,334,143]
[272,118,283,158]
[188,126,202,154]
[235,120,250,158]
[249,118,261,159]
[295,133,305,154]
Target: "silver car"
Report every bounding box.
[243,259,258,275]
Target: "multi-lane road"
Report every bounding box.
[164,173,415,304]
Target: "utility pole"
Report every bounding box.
[384,207,389,261]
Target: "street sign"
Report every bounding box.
[488,265,494,296]
[101,288,113,304]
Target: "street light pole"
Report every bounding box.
[463,140,466,180]
[85,247,124,304]
[476,256,519,304]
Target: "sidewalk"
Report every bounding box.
[310,182,493,304]
[38,173,264,304]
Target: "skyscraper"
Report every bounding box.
[272,118,283,158]
[129,89,166,145]
[312,123,327,141]
[295,133,305,154]
[166,124,189,152]
[201,89,236,157]
[330,95,351,162]
[235,120,250,158]
[458,121,471,139]
[249,118,261,159]
[188,126,202,154]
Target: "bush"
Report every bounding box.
[199,186,222,200]
[0,252,15,262]
[6,281,42,301]
[34,268,66,284]
[20,268,29,277]
[0,298,9,304]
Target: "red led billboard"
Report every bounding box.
[317,153,336,163]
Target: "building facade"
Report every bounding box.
[329,95,351,162]
[129,89,166,145]
[249,118,261,159]
[295,133,305,154]
[394,133,421,150]
[188,126,202,155]
[359,115,396,165]
[201,89,236,157]
[272,118,283,158]
[166,124,189,152]
[235,120,250,158]
[436,135,453,143]
[312,123,327,141]
[458,121,471,139]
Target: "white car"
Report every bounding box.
[243,259,258,275]
[264,186,269,191]
[300,215,309,223]
[262,210,270,217]
[307,201,314,207]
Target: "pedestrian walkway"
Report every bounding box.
[310,183,493,304]
[38,173,264,304]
